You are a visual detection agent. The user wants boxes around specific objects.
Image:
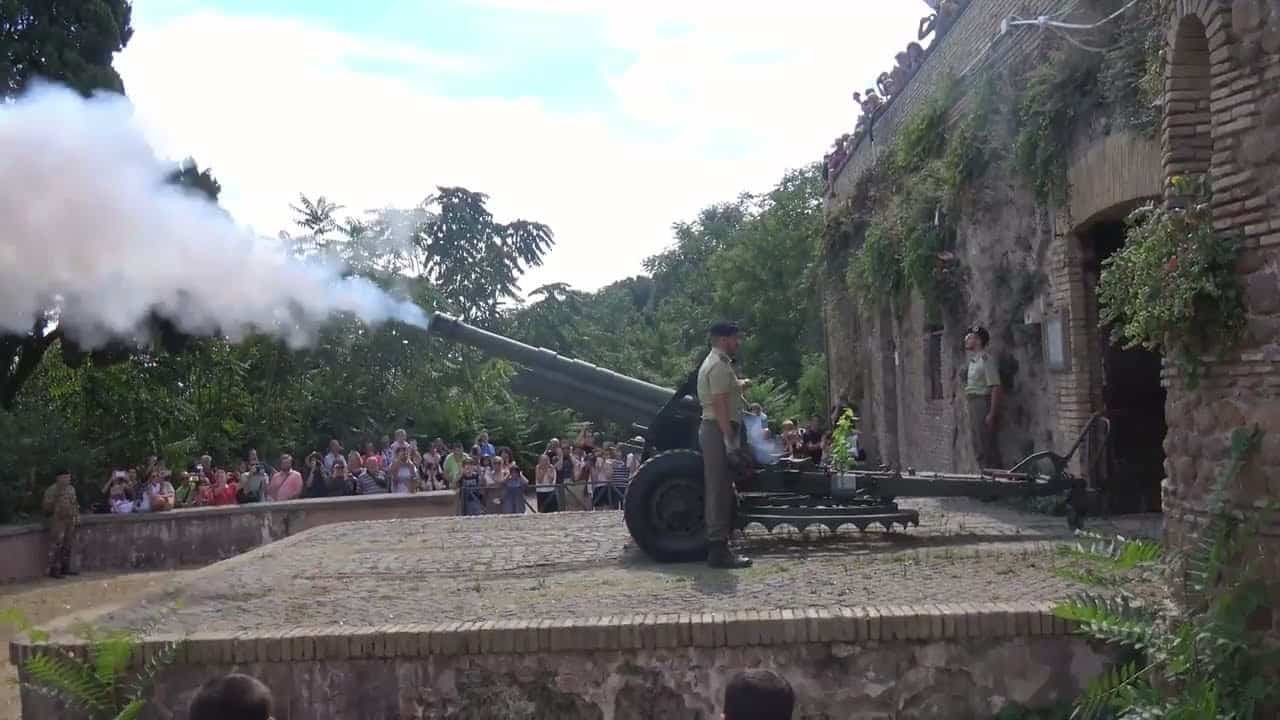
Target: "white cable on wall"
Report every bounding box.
[1003,0,1140,36]
[963,0,1092,78]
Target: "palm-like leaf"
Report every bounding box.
[1056,594,1158,652]
[25,651,111,714]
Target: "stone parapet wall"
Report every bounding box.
[11,602,1109,719]
[0,491,457,583]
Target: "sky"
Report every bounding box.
[116,0,927,294]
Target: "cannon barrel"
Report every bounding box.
[429,313,684,422]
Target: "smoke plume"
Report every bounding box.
[744,413,784,465]
[0,83,427,350]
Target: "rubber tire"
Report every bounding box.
[624,449,708,563]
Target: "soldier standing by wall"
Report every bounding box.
[697,322,753,569]
[962,326,1002,471]
[42,469,80,578]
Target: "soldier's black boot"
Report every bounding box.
[707,542,752,569]
[47,567,62,579]
[60,563,78,576]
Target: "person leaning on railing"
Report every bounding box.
[459,457,485,515]
[606,446,628,509]
[500,457,528,514]
[535,453,558,512]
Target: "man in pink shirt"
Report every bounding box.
[267,454,303,502]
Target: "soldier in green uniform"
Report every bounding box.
[962,326,1002,471]
[697,322,753,569]
[42,469,80,578]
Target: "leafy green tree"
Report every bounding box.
[1,0,134,97]
[414,187,554,321]
[710,166,824,385]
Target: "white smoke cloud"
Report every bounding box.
[0,83,427,350]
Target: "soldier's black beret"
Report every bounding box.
[709,321,741,338]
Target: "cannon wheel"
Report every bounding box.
[624,450,708,563]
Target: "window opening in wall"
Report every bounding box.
[925,326,944,401]
[1083,220,1167,514]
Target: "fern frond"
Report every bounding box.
[114,698,147,720]
[1056,594,1159,651]
[24,651,111,713]
[1061,533,1162,569]
[92,632,136,689]
[1073,660,1149,720]
[123,640,182,706]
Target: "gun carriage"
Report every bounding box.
[429,313,1099,562]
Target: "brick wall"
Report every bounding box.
[1157,0,1280,635]
[12,602,1111,719]
[825,1,1182,478]
[826,0,1073,471]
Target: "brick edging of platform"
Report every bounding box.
[9,602,1082,668]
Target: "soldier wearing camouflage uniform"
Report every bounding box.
[42,469,80,578]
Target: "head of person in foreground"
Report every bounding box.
[724,669,795,720]
[189,673,274,720]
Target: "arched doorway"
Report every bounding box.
[1078,212,1166,513]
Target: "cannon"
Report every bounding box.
[428,313,1100,562]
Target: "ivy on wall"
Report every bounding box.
[1097,176,1246,385]
[1013,47,1102,206]
[833,1,1171,319]
[843,76,991,316]
[1012,1,1168,207]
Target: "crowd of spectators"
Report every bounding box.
[92,426,643,517]
[90,400,861,518]
[750,401,864,467]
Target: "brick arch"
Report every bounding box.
[1162,5,1222,196]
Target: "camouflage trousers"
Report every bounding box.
[47,520,77,576]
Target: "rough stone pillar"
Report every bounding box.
[1160,0,1280,638]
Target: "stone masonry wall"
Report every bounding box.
[826,0,1133,472]
[13,603,1110,720]
[1158,0,1280,637]
[825,0,1081,471]
[0,491,457,583]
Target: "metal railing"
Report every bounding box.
[455,481,630,516]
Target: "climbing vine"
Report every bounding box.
[847,220,904,307]
[1099,0,1166,134]
[844,76,990,315]
[1097,176,1246,385]
[1013,1,1168,205]
[1013,47,1101,206]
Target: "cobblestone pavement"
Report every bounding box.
[95,499,1161,636]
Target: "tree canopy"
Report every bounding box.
[1,0,134,97]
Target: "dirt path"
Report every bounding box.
[0,570,193,720]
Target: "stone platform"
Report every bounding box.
[13,500,1160,719]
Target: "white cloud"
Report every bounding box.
[115,2,927,293]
